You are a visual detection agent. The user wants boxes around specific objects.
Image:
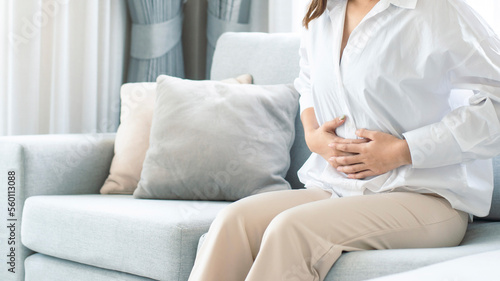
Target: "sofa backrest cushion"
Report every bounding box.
[211,32,310,189]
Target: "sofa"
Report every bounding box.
[367,249,500,280]
[1,32,500,281]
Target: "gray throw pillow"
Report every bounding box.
[133,75,299,201]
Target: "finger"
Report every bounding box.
[331,137,369,144]
[331,151,354,157]
[347,170,375,179]
[327,155,355,168]
[337,163,367,174]
[323,115,346,131]
[327,156,339,168]
[331,143,364,154]
[356,128,377,140]
[332,154,363,166]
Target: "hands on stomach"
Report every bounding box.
[304,114,412,179]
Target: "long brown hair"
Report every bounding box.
[303,0,328,29]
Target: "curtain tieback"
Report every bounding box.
[206,12,251,47]
[130,13,183,60]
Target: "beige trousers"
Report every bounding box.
[188,188,469,281]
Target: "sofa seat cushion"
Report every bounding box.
[25,253,155,281]
[21,195,230,281]
[324,221,500,280]
[365,249,500,280]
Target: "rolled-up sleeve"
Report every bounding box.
[403,36,500,168]
[294,28,314,114]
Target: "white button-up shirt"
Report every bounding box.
[294,0,500,217]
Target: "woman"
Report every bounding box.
[189,0,500,280]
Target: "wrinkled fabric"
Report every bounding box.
[294,0,500,217]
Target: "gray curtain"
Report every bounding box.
[205,0,252,79]
[127,0,185,82]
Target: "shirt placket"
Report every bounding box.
[329,3,357,139]
[333,1,393,139]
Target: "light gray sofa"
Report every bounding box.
[1,32,500,281]
[366,249,500,280]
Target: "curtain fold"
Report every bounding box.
[127,0,185,82]
[0,0,128,136]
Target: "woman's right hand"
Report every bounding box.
[303,113,368,168]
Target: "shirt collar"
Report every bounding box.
[327,0,418,12]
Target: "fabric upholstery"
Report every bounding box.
[0,134,115,196]
[0,133,115,281]
[101,75,253,194]
[25,254,154,281]
[21,195,230,281]
[134,75,298,200]
[366,249,500,280]
[210,32,300,85]
[324,222,500,280]
[210,32,309,190]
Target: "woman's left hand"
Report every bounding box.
[329,129,412,179]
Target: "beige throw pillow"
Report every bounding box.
[100,74,253,194]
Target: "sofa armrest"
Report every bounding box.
[0,133,115,281]
[0,133,115,196]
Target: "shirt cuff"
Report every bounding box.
[402,122,463,169]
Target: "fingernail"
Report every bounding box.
[329,157,335,162]
[339,115,346,121]
[328,143,335,147]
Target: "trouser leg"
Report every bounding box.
[245,192,469,281]
[188,188,332,281]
